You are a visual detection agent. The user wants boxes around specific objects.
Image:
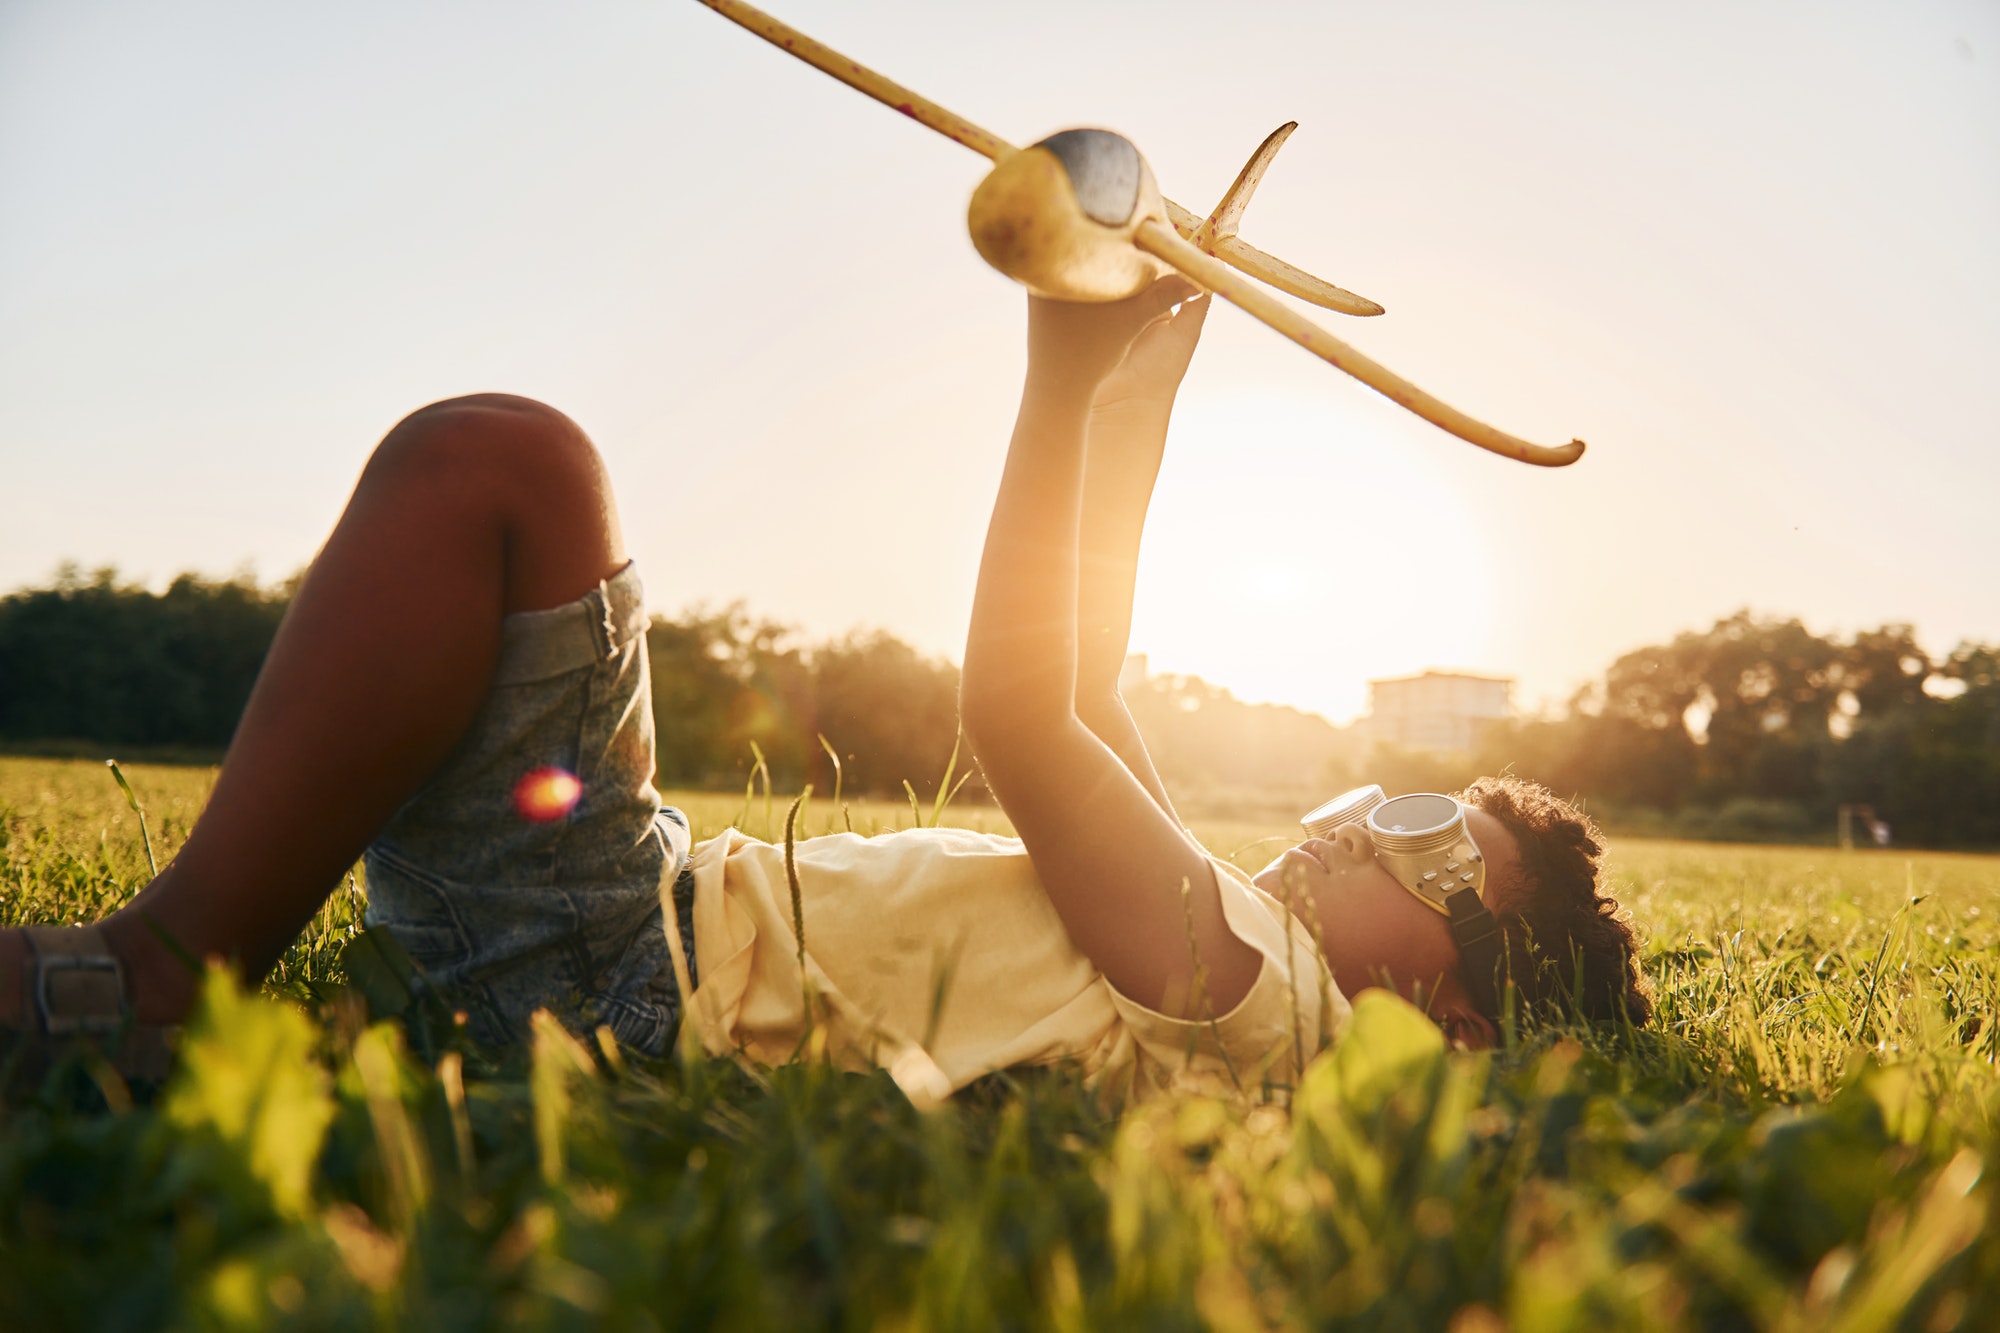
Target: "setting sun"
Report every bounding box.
[1131,390,1500,721]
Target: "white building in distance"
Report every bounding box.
[1362,670,1513,754]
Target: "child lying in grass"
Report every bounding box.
[1,279,1649,1098]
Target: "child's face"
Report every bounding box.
[1252,807,1521,1037]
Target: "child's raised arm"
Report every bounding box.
[960,279,1260,1016]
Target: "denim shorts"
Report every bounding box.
[362,562,698,1056]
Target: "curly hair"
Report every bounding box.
[1458,775,1653,1027]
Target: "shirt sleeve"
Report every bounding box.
[1105,856,1348,1098]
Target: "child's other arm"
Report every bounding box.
[1074,292,1209,822]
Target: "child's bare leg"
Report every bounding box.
[1,393,627,1024]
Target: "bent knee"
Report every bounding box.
[360,394,624,612]
[370,393,605,497]
[384,393,590,461]
[401,392,576,436]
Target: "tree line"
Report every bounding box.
[0,565,295,753]
[1467,612,2000,848]
[1,571,1994,846]
[0,568,976,800]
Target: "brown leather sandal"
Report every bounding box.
[3,925,178,1091]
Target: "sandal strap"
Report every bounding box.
[16,926,178,1084]
[26,925,126,1035]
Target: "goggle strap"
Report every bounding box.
[1445,888,1503,1022]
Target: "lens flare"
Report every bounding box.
[513,767,582,822]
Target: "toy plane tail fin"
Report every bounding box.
[1196,121,1297,248]
[1165,124,1384,317]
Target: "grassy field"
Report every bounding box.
[1,755,1995,1330]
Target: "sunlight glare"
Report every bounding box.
[1130,390,1501,723]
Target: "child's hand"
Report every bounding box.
[1026,276,1208,408]
[1092,283,1209,416]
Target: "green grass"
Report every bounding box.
[1,755,1996,1330]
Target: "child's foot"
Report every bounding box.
[0,922,182,1088]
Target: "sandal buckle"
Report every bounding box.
[37,955,127,1037]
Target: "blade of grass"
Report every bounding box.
[785,785,815,1023]
[921,930,968,1055]
[1276,857,1306,1082]
[437,1051,476,1186]
[105,759,157,878]
[929,733,962,828]
[140,911,203,978]
[750,740,772,837]
[816,733,846,831]
[1179,874,1241,1092]
[938,769,976,828]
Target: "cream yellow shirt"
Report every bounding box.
[671,826,1348,1108]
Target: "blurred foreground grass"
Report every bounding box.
[1,755,1996,1330]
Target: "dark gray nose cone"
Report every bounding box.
[1033,128,1141,227]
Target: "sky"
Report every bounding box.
[2,0,1996,724]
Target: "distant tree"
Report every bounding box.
[645,609,962,798]
[810,630,964,799]
[1833,624,1931,717]
[1125,673,1353,799]
[646,605,813,788]
[1827,641,2000,846]
[1476,614,1999,848]
[1475,709,1698,814]
[0,565,291,749]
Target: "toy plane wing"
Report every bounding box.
[1165,122,1383,317]
[696,0,1585,468]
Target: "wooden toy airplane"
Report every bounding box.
[696,0,1585,468]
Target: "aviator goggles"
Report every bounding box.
[1300,785,1505,1019]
